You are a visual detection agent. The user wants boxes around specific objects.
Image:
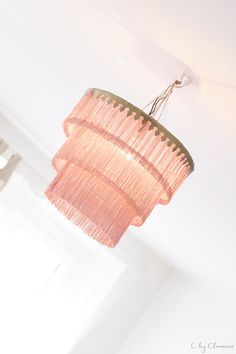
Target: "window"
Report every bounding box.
[0,171,126,354]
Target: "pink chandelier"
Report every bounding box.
[46,82,194,247]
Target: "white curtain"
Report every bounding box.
[0,170,126,354]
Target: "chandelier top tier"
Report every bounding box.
[64,88,194,172]
[46,86,194,247]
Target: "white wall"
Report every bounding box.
[117,272,236,354]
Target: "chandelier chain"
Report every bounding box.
[143,80,182,122]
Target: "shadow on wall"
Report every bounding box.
[136,39,198,86]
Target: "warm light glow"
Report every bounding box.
[46,88,194,247]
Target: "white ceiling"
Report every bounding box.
[0,0,236,295]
